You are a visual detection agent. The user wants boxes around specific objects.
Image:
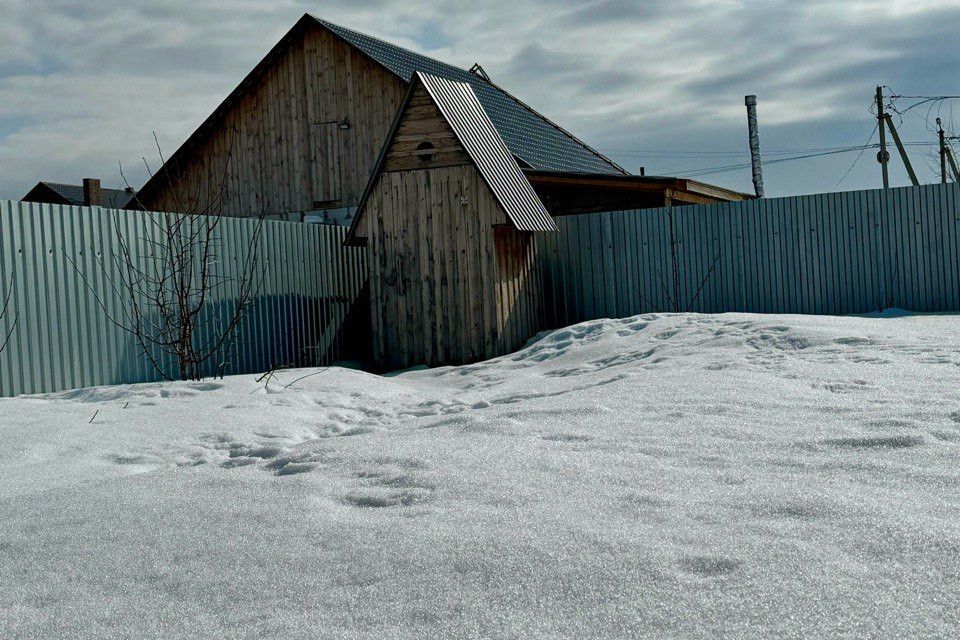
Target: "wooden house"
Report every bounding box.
[130,14,633,219]
[128,14,751,369]
[130,14,746,221]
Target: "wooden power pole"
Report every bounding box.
[938,117,948,184]
[876,86,890,189]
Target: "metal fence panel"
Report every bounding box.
[0,201,366,396]
[540,182,960,325]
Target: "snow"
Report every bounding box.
[1,312,959,638]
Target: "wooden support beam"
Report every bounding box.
[883,114,920,186]
[946,147,960,182]
[669,191,723,206]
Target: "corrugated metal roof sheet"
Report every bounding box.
[314,17,625,176]
[418,72,555,232]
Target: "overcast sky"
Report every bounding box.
[1,0,958,201]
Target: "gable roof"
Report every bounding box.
[22,182,136,208]
[347,72,555,243]
[130,14,625,209]
[314,17,626,176]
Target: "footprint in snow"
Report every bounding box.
[655,329,680,341]
[833,336,877,347]
[818,435,924,450]
[812,379,874,394]
[265,452,325,476]
[317,424,377,438]
[341,492,426,508]
[541,433,593,443]
[751,498,825,521]
[107,453,160,467]
[678,555,742,578]
[341,459,436,509]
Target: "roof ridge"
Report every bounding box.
[42,181,131,192]
[473,76,627,176]
[310,16,465,75]
[310,15,626,175]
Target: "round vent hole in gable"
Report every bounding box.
[416,141,436,162]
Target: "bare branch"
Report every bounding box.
[0,279,19,355]
[69,136,266,381]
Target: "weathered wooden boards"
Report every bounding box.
[139,25,407,217]
[361,163,545,370]
[383,85,470,173]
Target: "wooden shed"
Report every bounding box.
[347,72,556,370]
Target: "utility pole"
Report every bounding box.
[744,95,764,198]
[883,113,919,186]
[938,117,948,183]
[947,145,960,182]
[876,86,890,189]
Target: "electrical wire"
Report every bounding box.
[834,122,879,189]
[603,91,959,183]
[669,145,878,177]
[606,141,937,178]
[600,144,885,158]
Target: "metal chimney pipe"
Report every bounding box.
[744,95,764,198]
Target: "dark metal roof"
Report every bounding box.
[419,73,555,232]
[23,182,136,208]
[314,17,626,176]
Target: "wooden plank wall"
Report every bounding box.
[362,163,549,370]
[494,227,544,355]
[140,25,407,217]
[0,200,367,396]
[539,182,960,327]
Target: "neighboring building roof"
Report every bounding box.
[348,72,555,243]
[314,17,626,176]
[523,170,753,203]
[21,182,137,208]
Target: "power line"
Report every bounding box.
[600,144,870,157]
[834,122,879,189]
[671,144,903,178]
[888,94,960,101]
[599,141,937,159]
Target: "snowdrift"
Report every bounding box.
[1,312,958,638]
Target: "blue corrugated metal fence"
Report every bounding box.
[0,201,366,396]
[540,182,960,327]
[2,182,958,396]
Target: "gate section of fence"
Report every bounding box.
[0,201,367,396]
[539,182,960,327]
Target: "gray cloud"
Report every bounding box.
[1,0,958,200]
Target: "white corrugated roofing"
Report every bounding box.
[417,72,555,232]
